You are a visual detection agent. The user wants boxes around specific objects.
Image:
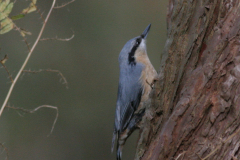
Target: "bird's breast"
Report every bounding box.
[135,55,157,113]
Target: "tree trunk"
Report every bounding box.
[135,0,240,159]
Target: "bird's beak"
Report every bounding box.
[141,24,151,39]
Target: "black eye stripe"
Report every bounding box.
[128,38,142,65]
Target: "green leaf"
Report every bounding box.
[3,0,13,15]
[0,0,14,34]
[0,0,37,35]
[11,14,25,20]
[21,0,37,14]
[0,18,14,34]
[19,28,31,37]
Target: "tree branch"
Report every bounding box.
[54,0,75,9]
[0,142,9,160]
[0,55,13,83]
[0,0,56,117]
[6,105,59,136]
[22,69,68,88]
[40,34,74,41]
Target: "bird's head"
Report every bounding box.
[119,24,151,66]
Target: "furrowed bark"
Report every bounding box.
[136,0,240,159]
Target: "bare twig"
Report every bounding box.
[0,63,13,83]
[13,24,31,51]
[22,69,68,88]
[0,55,13,83]
[29,0,46,23]
[0,143,9,160]
[0,0,57,117]
[6,105,58,136]
[36,8,45,23]
[40,34,74,41]
[54,0,75,9]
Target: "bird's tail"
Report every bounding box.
[111,131,117,152]
[112,131,123,160]
[117,141,123,160]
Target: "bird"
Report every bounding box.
[112,24,157,160]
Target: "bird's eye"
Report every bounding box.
[136,39,141,45]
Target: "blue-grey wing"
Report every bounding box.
[118,85,142,131]
[115,65,143,132]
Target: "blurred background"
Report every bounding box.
[0,0,167,160]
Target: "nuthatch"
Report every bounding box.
[112,24,157,160]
